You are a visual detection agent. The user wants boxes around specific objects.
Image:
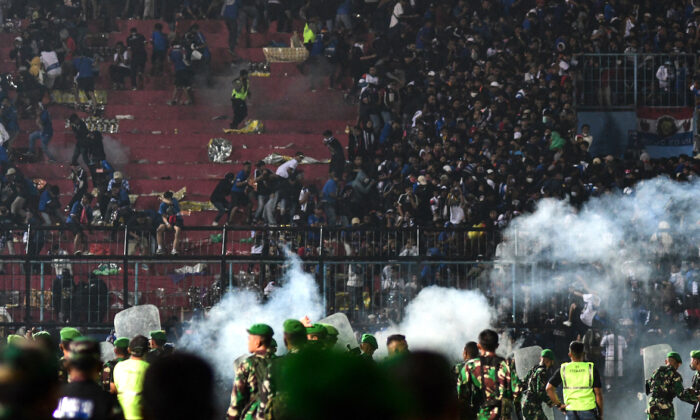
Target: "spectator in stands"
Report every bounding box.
[238,0,259,35]
[66,192,94,255]
[38,185,62,226]
[67,164,88,212]
[103,171,131,226]
[323,129,345,178]
[40,48,62,90]
[109,42,131,90]
[127,27,148,90]
[321,173,339,227]
[27,102,56,162]
[210,172,235,226]
[9,36,31,71]
[221,0,240,57]
[0,98,19,147]
[250,160,270,224]
[187,24,212,86]
[228,160,252,225]
[151,23,169,77]
[265,152,304,225]
[69,114,91,167]
[156,190,183,255]
[72,52,97,112]
[167,39,193,106]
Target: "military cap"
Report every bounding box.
[114,337,130,349]
[283,319,306,336]
[69,337,100,361]
[361,334,378,350]
[247,324,274,337]
[60,327,82,342]
[667,351,682,363]
[32,331,51,340]
[149,330,167,342]
[306,324,327,337]
[320,324,339,337]
[541,349,555,360]
[690,350,700,360]
[6,334,24,346]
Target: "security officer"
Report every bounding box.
[360,334,378,361]
[58,327,83,383]
[646,351,700,420]
[230,69,250,129]
[227,323,275,420]
[146,330,168,363]
[680,350,700,414]
[113,335,150,420]
[521,349,556,420]
[546,341,603,420]
[103,338,130,393]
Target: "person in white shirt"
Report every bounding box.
[599,331,627,379]
[40,50,61,89]
[265,152,305,225]
[389,0,405,29]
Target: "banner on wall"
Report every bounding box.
[637,107,694,158]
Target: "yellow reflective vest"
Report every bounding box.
[232,78,249,100]
[560,361,597,411]
[113,358,149,419]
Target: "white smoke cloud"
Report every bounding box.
[177,253,323,382]
[374,286,496,361]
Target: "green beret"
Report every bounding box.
[114,338,130,349]
[60,327,82,342]
[69,337,100,361]
[690,350,700,360]
[320,324,339,337]
[6,334,24,346]
[247,324,274,337]
[283,319,306,336]
[541,349,555,360]
[361,334,378,349]
[32,331,51,340]
[667,352,682,363]
[149,330,167,342]
[306,324,327,337]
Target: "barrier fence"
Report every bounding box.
[573,53,697,109]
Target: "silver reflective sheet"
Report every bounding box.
[114,304,161,340]
[642,344,672,380]
[208,137,233,162]
[100,341,114,364]
[318,312,358,350]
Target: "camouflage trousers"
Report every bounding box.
[521,401,548,420]
[476,407,506,420]
[646,400,674,420]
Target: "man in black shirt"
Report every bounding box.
[69,114,90,166]
[210,172,234,226]
[323,129,345,179]
[126,28,147,90]
[53,337,124,420]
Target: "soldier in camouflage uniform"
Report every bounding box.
[102,337,129,393]
[679,350,700,410]
[227,323,276,420]
[265,319,309,420]
[646,351,700,419]
[521,349,556,420]
[58,327,82,383]
[507,356,523,420]
[458,329,512,420]
[456,341,480,420]
[146,330,168,364]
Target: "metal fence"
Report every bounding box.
[574,53,697,109]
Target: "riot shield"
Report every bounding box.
[513,346,554,420]
[642,344,672,380]
[114,304,161,339]
[318,312,358,350]
[100,341,114,364]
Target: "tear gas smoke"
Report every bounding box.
[177,253,323,383]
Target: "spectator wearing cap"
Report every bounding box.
[103,337,130,394]
[156,191,183,255]
[66,192,94,255]
[102,171,131,226]
[53,337,124,419]
[228,160,252,225]
[360,333,378,360]
[113,335,150,420]
[265,152,304,225]
[210,172,235,226]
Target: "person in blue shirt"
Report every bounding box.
[228,161,251,225]
[188,24,212,85]
[66,193,93,255]
[38,185,61,226]
[151,23,169,76]
[156,191,184,255]
[28,102,56,162]
[72,52,97,112]
[0,98,18,146]
[321,174,339,226]
[167,40,193,106]
[221,0,240,56]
